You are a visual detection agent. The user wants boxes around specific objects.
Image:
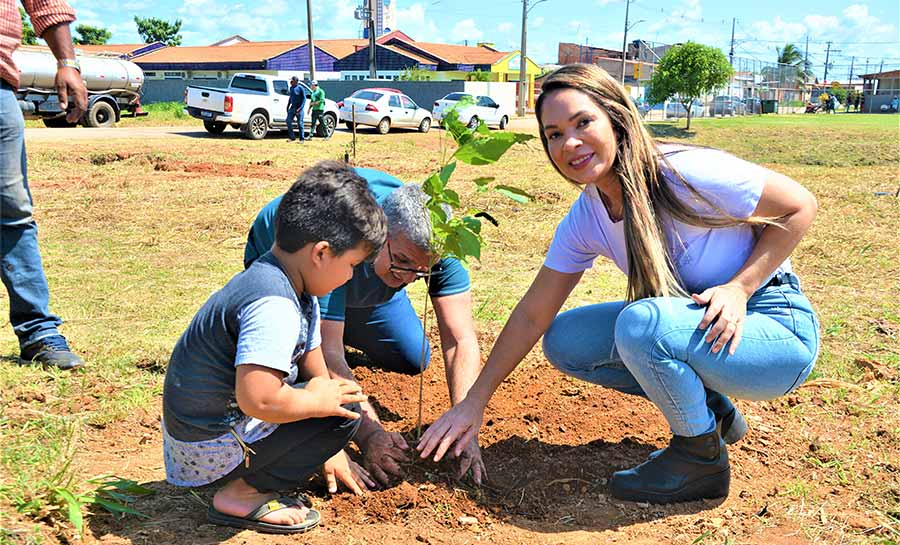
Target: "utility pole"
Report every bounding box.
[823,41,840,84]
[368,0,377,79]
[848,56,854,85]
[306,0,316,81]
[802,34,809,101]
[620,0,632,83]
[517,0,547,116]
[729,18,736,66]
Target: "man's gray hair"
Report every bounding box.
[382,183,433,251]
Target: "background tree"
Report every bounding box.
[19,8,38,45]
[133,16,182,46]
[467,69,491,82]
[399,66,433,81]
[74,24,111,45]
[646,41,732,130]
[772,42,813,90]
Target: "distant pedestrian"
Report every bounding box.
[854,93,861,112]
[286,76,306,142]
[845,94,851,113]
[308,81,327,139]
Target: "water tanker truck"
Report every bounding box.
[13,46,145,128]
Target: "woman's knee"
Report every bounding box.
[542,311,582,375]
[613,298,690,356]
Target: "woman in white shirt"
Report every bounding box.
[417,64,820,504]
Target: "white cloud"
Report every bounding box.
[498,22,513,33]
[595,0,620,5]
[396,3,443,42]
[450,19,483,43]
[531,16,544,29]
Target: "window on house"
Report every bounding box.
[163,71,184,79]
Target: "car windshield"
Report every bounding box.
[443,93,472,101]
[231,76,268,93]
[352,90,384,101]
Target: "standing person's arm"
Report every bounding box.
[417,267,583,462]
[23,1,87,122]
[430,290,486,483]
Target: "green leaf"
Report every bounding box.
[453,132,534,166]
[423,172,443,197]
[494,185,533,203]
[439,161,457,185]
[462,216,482,234]
[456,227,482,261]
[55,488,84,534]
[443,188,461,208]
[92,497,148,518]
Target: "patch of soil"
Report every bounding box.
[7,336,899,545]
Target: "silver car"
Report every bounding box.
[338,88,432,134]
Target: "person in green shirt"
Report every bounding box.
[309,80,328,139]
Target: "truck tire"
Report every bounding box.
[377,117,391,135]
[84,101,116,128]
[42,117,76,128]
[203,121,227,134]
[241,112,269,140]
[317,112,337,138]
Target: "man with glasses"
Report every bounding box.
[244,168,485,487]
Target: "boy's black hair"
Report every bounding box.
[274,161,387,259]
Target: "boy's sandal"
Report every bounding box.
[207,495,320,534]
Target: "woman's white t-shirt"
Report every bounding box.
[544,147,791,294]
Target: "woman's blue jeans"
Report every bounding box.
[542,273,819,437]
[0,82,62,350]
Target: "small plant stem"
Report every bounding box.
[415,272,433,439]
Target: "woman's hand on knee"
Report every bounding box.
[691,283,749,355]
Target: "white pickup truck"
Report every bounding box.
[184,73,338,140]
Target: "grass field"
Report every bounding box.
[1,113,898,545]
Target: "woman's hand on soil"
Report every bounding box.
[360,429,410,488]
[306,376,367,419]
[416,399,483,464]
[691,283,750,355]
[323,449,375,495]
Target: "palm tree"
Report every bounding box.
[767,43,813,92]
[776,43,803,66]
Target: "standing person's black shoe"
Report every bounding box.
[610,429,730,503]
[19,335,84,370]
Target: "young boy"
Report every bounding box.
[162,161,387,534]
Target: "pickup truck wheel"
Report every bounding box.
[42,117,76,128]
[203,121,227,134]
[499,115,508,130]
[418,117,431,133]
[318,113,336,137]
[242,112,269,140]
[85,101,116,128]
[377,117,391,135]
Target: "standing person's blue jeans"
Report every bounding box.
[542,272,819,438]
[286,106,305,141]
[0,82,64,350]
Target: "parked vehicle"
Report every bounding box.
[665,99,704,119]
[805,101,822,114]
[432,92,510,129]
[184,73,338,140]
[14,46,144,127]
[709,95,746,116]
[742,97,762,114]
[338,88,432,134]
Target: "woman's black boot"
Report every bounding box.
[610,429,730,503]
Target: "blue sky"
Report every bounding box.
[68,0,899,81]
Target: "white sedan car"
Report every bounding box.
[432,93,511,130]
[338,88,432,134]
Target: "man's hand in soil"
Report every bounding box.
[359,429,410,487]
[454,436,486,485]
[323,449,376,495]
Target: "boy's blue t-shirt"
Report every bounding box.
[244,168,471,321]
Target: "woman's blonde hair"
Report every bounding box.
[536,63,764,301]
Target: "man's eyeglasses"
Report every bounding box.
[386,241,430,279]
